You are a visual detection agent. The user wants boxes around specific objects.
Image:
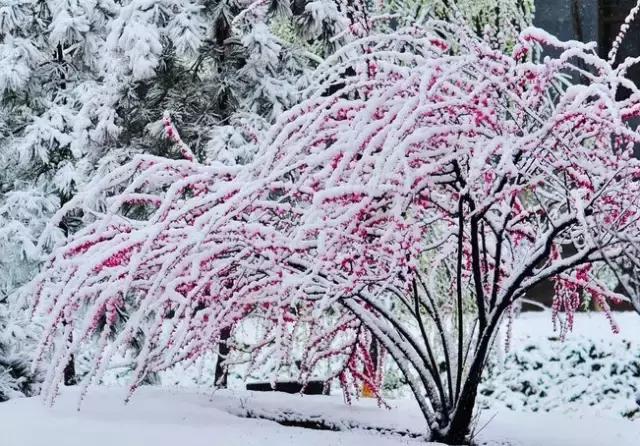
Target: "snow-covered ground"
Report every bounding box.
[1,387,427,446]
[1,385,639,446]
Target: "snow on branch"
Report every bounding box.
[28,19,640,441]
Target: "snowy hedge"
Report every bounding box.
[479,335,640,419]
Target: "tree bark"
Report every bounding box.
[434,317,501,444]
[214,325,232,388]
[62,322,76,386]
[63,353,76,386]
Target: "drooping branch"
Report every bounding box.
[29,20,640,444]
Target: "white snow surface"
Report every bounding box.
[507,311,640,346]
[1,386,427,446]
[1,384,639,446]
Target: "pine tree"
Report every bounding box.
[0,291,41,401]
[0,0,355,392]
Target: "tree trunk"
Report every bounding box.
[63,353,76,386]
[62,322,76,386]
[437,374,482,444]
[59,194,76,386]
[435,326,497,444]
[214,325,232,388]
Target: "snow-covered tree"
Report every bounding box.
[28,16,640,443]
[0,189,63,297]
[0,0,360,387]
[0,0,361,247]
[0,0,535,297]
[0,242,42,402]
[380,0,534,50]
[0,297,41,401]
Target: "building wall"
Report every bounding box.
[534,0,599,43]
[534,0,640,65]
